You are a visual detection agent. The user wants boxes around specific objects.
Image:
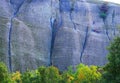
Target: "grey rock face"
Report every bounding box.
[0,0,120,71]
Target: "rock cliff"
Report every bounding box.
[0,0,120,72]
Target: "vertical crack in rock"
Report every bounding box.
[69,0,76,29]
[80,0,92,63]
[103,20,111,41]
[58,1,63,28]
[112,10,115,36]
[8,0,25,72]
[8,17,13,72]
[69,12,76,29]
[80,26,89,62]
[49,17,56,66]
[99,3,110,41]
[49,0,63,66]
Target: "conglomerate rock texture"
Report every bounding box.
[0,0,120,72]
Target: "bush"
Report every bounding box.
[21,66,61,83]
[99,2,109,20]
[61,72,74,83]
[38,66,61,83]
[100,12,107,20]
[60,66,74,83]
[73,64,101,83]
[0,62,11,83]
[11,71,22,83]
[21,70,41,83]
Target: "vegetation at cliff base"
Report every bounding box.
[0,37,120,83]
[0,63,101,83]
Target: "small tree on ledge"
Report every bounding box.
[99,2,109,21]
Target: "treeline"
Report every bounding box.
[0,62,102,83]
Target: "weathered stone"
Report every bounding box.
[0,0,120,71]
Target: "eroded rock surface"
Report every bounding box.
[0,0,120,71]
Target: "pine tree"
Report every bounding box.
[103,37,120,83]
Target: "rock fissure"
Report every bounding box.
[112,10,115,36]
[49,17,56,66]
[104,20,111,41]
[69,0,76,30]
[8,0,25,72]
[80,26,89,62]
[69,11,76,30]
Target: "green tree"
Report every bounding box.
[0,62,11,83]
[60,66,74,83]
[37,66,46,83]
[103,37,120,83]
[38,66,61,83]
[21,70,41,83]
[73,64,101,83]
[99,2,109,20]
[45,66,61,83]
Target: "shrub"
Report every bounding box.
[37,66,46,83]
[60,66,74,83]
[38,66,61,83]
[11,71,22,83]
[73,64,101,83]
[21,70,41,83]
[99,2,109,20]
[0,62,11,83]
[61,72,74,83]
[100,12,107,20]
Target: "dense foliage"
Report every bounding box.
[73,64,101,83]
[0,62,11,83]
[102,37,120,83]
[0,63,101,83]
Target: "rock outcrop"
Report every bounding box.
[0,0,120,71]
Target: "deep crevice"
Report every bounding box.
[69,11,76,30]
[80,26,89,62]
[99,3,110,41]
[69,1,76,30]
[103,20,111,41]
[112,10,115,36]
[8,0,25,72]
[49,0,63,66]
[49,17,56,66]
